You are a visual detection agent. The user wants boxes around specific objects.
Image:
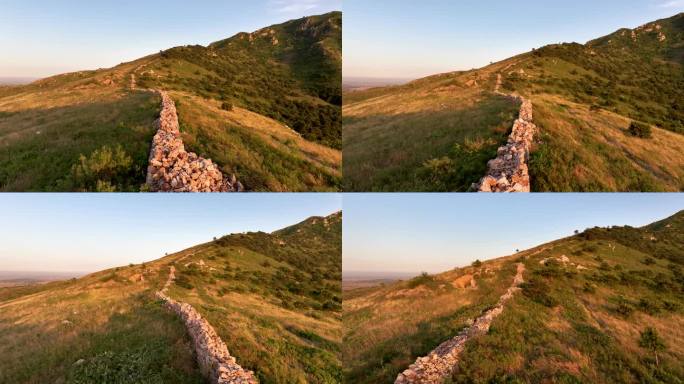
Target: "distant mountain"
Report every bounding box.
[0,12,341,192]
[344,210,684,383]
[0,212,342,383]
[343,13,684,192]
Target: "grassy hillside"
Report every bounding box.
[343,13,684,191]
[0,261,203,383]
[344,211,684,383]
[0,74,161,191]
[0,212,342,384]
[343,75,520,191]
[0,12,341,192]
[139,11,341,149]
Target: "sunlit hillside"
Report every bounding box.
[344,211,684,383]
[343,13,684,192]
[0,212,342,384]
[0,12,341,192]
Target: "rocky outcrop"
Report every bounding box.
[395,263,525,384]
[157,266,257,384]
[474,74,536,193]
[146,91,244,192]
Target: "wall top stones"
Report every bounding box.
[474,74,537,193]
[146,91,244,193]
[394,263,525,384]
[157,266,257,384]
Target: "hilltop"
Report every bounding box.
[0,212,342,383]
[343,13,684,192]
[0,12,341,192]
[344,211,684,383]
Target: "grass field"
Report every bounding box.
[0,261,203,384]
[0,84,160,191]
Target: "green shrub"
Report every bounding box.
[407,272,435,289]
[614,295,634,317]
[639,327,666,367]
[642,257,656,265]
[638,298,661,315]
[521,277,558,307]
[221,102,233,111]
[472,259,483,268]
[70,145,134,192]
[628,121,652,138]
[175,274,193,290]
[583,282,596,293]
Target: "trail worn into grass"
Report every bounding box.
[156,265,257,383]
[475,74,537,192]
[394,263,525,384]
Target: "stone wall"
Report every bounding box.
[394,263,525,384]
[146,91,244,192]
[474,74,536,193]
[156,266,257,384]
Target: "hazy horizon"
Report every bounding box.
[0,194,341,273]
[0,0,341,78]
[343,0,684,79]
[343,194,684,274]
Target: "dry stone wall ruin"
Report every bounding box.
[156,266,257,384]
[394,263,526,384]
[145,91,244,192]
[474,74,536,193]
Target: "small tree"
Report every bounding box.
[639,327,666,367]
[472,259,482,268]
[628,121,652,139]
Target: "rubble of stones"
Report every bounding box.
[157,266,257,384]
[395,263,525,384]
[475,77,536,193]
[146,91,243,192]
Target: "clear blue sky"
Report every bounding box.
[343,0,684,79]
[0,193,341,273]
[0,0,341,78]
[343,194,684,275]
